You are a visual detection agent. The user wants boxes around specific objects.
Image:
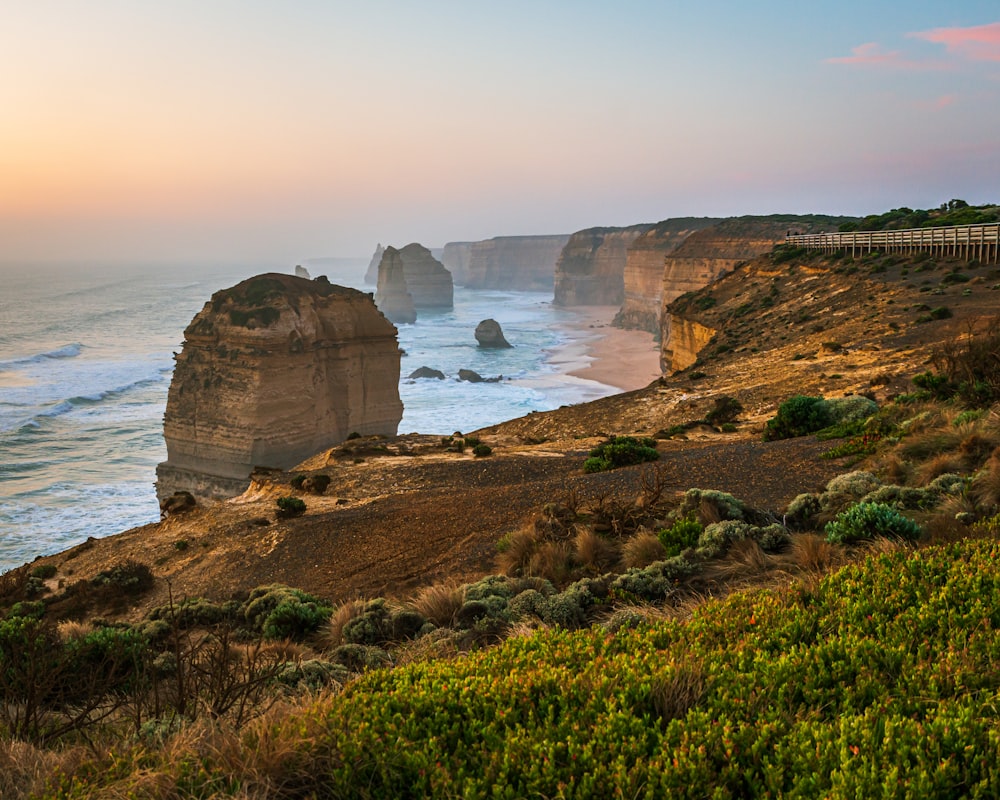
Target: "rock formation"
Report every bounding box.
[364,243,385,285]
[373,247,417,324]
[408,366,446,380]
[475,319,512,348]
[294,265,311,279]
[156,273,402,502]
[458,369,502,383]
[659,216,847,372]
[614,218,720,333]
[398,243,454,309]
[553,224,653,306]
[442,234,570,290]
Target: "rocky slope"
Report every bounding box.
[156,274,403,503]
[442,234,571,290]
[613,217,720,332]
[553,224,653,306]
[398,243,454,309]
[373,246,417,324]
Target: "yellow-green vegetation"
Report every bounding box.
[17,533,1000,799]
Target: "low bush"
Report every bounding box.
[276,496,306,516]
[583,436,659,473]
[824,502,922,545]
[763,395,832,440]
[472,443,493,457]
[704,396,743,426]
[657,517,702,557]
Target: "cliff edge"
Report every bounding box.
[553,224,653,306]
[156,273,402,502]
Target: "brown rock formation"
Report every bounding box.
[475,318,512,348]
[658,216,843,371]
[398,243,454,309]
[156,273,402,502]
[664,315,718,373]
[373,247,417,324]
[445,234,570,290]
[553,224,653,306]
[614,218,720,333]
[363,243,385,285]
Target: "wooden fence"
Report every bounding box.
[785,222,1000,264]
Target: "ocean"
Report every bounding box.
[0,260,622,572]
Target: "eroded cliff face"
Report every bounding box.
[156,274,402,502]
[658,216,847,372]
[553,225,652,306]
[398,243,454,309]
[373,247,417,324]
[442,234,570,290]
[614,218,720,332]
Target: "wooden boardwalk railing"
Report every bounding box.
[785,222,1000,264]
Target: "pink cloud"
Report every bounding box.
[913,94,956,112]
[911,22,1000,62]
[825,42,949,70]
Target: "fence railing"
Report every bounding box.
[785,222,1000,264]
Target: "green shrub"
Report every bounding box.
[276,496,306,516]
[657,517,703,557]
[91,560,154,594]
[583,436,659,473]
[763,395,832,440]
[244,584,331,640]
[290,474,307,490]
[824,502,922,545]
[611,556,698,601]
[472,443,493,457]
[29,564,57,580]
[704,396,743,426]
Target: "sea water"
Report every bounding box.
[0,260,620,571]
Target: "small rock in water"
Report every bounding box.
[408,366,446,380]
[475,318,512,348]
[458,369,503,383]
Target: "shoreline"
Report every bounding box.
[548,305,662,391]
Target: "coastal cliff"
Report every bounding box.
[553,224,652,306]
[614,217,720,332]
[442,234,570,290]
[156,274,402,501]
[373,247,417,324]
[398,243,454,309]
[657,216,847,370]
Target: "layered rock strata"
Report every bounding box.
[156,273,402,502]
[373,247,417,324]
[442,234,570,290]
[613,217,720,333]
[553,224,653,306]
[659,216,847,372]
[398,243,454,309]
[363,243,385,285]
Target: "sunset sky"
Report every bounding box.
[2,1,998,266]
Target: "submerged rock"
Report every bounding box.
[458,369,503,383]
[156,273,402,503]
[475,318,512,348]
[409,366,446,380]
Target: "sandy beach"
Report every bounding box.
[553,306,662,391]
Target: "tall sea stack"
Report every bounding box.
[398,243,454,309]
[373,247,418,324]
[156,273,403,502]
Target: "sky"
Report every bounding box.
[1,1,998,267]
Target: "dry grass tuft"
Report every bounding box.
[0,741,91,800]
[410,581,466,628]
[879,455,912,486]
[574,528,620,574]
[787,533,843,574]
[973,455,1000,509]
[922,511,974,544]
[959,433,997,470]
[496,526,543,577]
[325,599,367,648]
[621,531,668,569]
[527,541,576,586]
[915,453,965,485]
[719,539,770,578]
[652,659,706,722]
[862,536,910,557]
[899,429,961,462]
[56,620,91,643]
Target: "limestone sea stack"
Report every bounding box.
[373,247,417,324]
[398,243,454,309]
[156,273,403,502]
[475,318,512,348]
[364,243,385,285]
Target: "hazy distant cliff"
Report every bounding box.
[398,243,454,309]
[553,225,653,306]
[156,274,402,502]
[614,218,720,332]
[441,234,570,290]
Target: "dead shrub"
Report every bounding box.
[787,533,842,574]
[959,433,997,470]
[652,660,706,723]
[621,531,668,569]
[574,528,620,574]
[527,541,576,585]
[972,455,1000,509]
[410,581,466,628]
[496,526,543,577]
